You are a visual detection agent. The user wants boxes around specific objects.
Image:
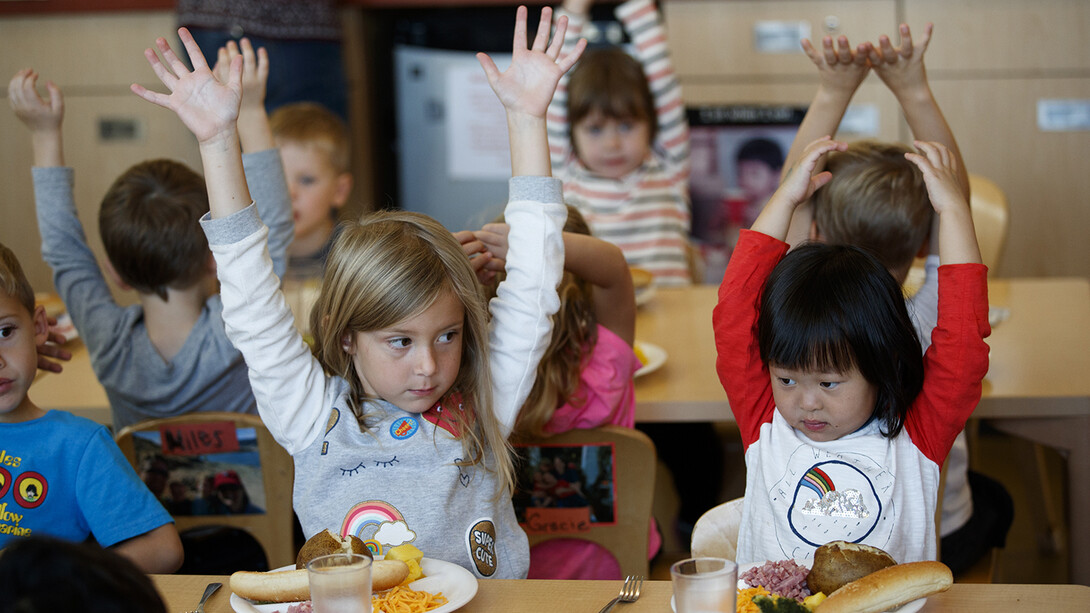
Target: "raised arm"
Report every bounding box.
[546,0,592,168]
[782,34,871,244]
[478,6,586,177]
[9,69,64,168]
[869,24,969,200]
[132,27,250,220]
[617,0,689,167]
[904,141,980,266]
[751,137,847,242]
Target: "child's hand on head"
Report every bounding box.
[213,38,269,112]
[774,136,848,209]
[131,27,242,145]
[36,317,72,374]
[801,35,872,96]
[9,69,64,133]
[455,230,502,284]
[867,23,934,97]
[904,140,965,216]
[477,6,587,119]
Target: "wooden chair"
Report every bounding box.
[967,173,1011,274]
[690,497,743,561]
[115,412,295,569]
[512,426,656,578]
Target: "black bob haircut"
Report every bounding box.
[758,242,924,438]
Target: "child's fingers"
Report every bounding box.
[240,38,256,71]
[557,38,587,73]
[546,14,568,59]
[855,42,872,65]
[898,25,914,59]
[530,6,553,52]
[256,47,269,80]
[511,5,528,52]
[877,34,896,62]
[821,36,837,64]
[142,48,178,90]
[178,27,210,71]
[130,82,171,108]
[45,81,64,113]
[835,36,852,63]
[475,52,500,85]
[914,23,934,53]
[155,38,190,81]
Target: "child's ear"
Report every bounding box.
[340,331,354,354]
[809,219,824,241]
[332,172,353,209]
[205,252,218,276]
[31,305,50,345]
[102,259,133,292]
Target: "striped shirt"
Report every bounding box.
[548,0,692,286]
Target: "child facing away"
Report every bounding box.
[713,137,990,565]
[783,23,1011,572]
[548,0,692,286]
[267,101,353,277]
[9,39,293,432]
[0,243,182,574]
[462,204,658,579]
[131,8,585,579]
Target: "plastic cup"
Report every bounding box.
[670,557,737,613]
[306,553,372,613]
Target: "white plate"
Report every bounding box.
[733,560,925,613]
[229,558,479,613]
[635,284,657,307]
[634,341,667,378]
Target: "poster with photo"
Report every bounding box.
[688,105,805,282]
[132,423,266,517]
[512,442,616,535]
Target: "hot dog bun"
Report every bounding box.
[807,540,897,595]
[815,560,953,613]
[230,559,411,603]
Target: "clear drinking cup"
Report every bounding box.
[306,553,372,613]
[670,556,737,613]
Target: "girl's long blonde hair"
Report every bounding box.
[491,206,598,440]
[308,210,515,494]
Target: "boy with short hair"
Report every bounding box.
[783,23,1011,574]
[268,101,353,275]
[9,40,292,432]
[0,242,182,574]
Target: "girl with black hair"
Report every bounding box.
[713,137,989,566]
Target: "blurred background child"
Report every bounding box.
[8,41,292,432]
[548,0,692,287]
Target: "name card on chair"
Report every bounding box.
[523,507,592,534]
[158,421,240,457]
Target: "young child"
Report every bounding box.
[548,0,692,286]
[0,243,182,574]
[9,40,292,432]
[268,102,353,276]
[131,8,584,579]
[784,24,1006,571]
[465,205,655,579]
[713,137,990,565]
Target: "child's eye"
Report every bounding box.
[438,330,458,344]
[388,337,412,349]
[0,325,14,339]
[618,122,635,133]
[820,381,840,390]
[777,377,795,386]
[298,175,316,186]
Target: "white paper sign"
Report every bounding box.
[838,105,880,136]
[1037,99,1090,132]
[753,21,811,54]
[446,57,513,180]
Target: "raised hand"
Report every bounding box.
[753,137,847,240]
[9,69,64,133]
[477,6,587,119]
[868,23,933,98]
[801,34,872,96]
[131,27,242,146]
[905,140,980,265]
[213,38,269,112]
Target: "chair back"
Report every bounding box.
[512,426,656,578]
[115,412,295,568]
[968,174,1010,273]
[691,497,743,561]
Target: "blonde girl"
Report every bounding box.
[133,6,585,579]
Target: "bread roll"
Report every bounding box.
[815,560,953,613]
[296,529,372,569]
[230,559,411,603]
[806,540,897,595]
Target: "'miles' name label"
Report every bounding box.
[159,422,239,456]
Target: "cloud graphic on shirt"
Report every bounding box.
[374,521,416,547]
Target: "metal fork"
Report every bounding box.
[597,575,643,613]
[185,582,222,613]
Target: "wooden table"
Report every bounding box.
[151,574,1090,612]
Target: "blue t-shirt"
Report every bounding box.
[0,411,172,549]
